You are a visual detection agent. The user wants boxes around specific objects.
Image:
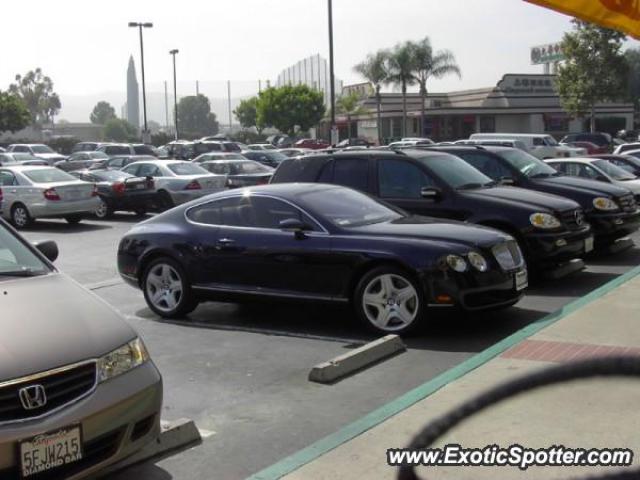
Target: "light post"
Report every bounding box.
[170,49,179,140]
[128,21,153,142]
[327,0,337,146]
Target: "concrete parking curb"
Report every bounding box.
[309,335,406,384]
[248,264,640,480]
[98,418,202,477]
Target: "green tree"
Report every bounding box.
[103,118,137,142]
[385,42,417,138]
[257,85,325,135]
[335,92,368,138]
[90,101,116,125]
[9,68,61,126]
[354,51,388,144]
[624,47,640,111]
[0,91,31,133]
[411,37,461,137]
[556,20,628,132]
[234,96,264,133]
[177,94,219,138]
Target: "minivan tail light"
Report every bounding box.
[112,182,126,195]
[184,180,201,190]
[43,188,61,201]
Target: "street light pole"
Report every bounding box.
[129,21,153,142]
[170,49,179,140]
[327,0,337,145]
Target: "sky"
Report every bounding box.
[0,0,635,123]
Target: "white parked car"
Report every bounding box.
[546,157,640,197]
[121,160,227,209]
[468,133,584,159]
[7,144,66,165]
[613,143,640,155]
[247,143,277,151]
[0,165,100,228]
[388,139,435,148]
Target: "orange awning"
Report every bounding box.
[525,0,640,38]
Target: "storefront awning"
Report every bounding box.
[525,0,640,39]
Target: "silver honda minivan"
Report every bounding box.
[0,218,162,479]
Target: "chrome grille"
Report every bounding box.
[492,241,523,271]
[559,209,586,230]
[0,362,96,423]
[618,194,637,213]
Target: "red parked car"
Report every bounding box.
[294,138,331,150]
[562,141,605,155]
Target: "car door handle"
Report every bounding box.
[215,238,236,250]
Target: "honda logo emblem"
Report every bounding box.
[18,384,47,410]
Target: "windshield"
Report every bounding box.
[544,136,559,146]
[30,145,55,154]
[229,161,271,174]
[168,162,209,176]
[298,187,402,227]
[0,224,50,276]
[415,154,494,189]
[592,159,637,181]
[23,168,78,183]
[496,149,558,178]
[92,170,133,181]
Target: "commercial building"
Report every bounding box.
[345,74,633,144]
[127,55,140,129]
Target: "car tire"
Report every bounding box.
[94,199,113,219]
[142,257,198,318]
[353,266,424,335]
[11,203,33,229]
[158,191,174,211]
[65,215,83,225]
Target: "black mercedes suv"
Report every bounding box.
[270,150,593,271]
[430,145,640,247]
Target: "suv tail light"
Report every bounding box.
[112,182,126,195]
[43,188,61,201]
[184,180,201,190]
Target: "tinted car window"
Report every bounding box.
[105,146,131,155]
[187,197,249,227]
[415,154,493,189]
[592,159,636,180]
[108,158,125,168]
[272,158,321,182]
[333,158,369,191]
[378,159,434,198]
[0,223,50,274]
[456,152,512,180]
[136,164,161,177]
[168,163,208,176]
[133,145,155,155]
[251,197,319,230]
[0,171,17,186]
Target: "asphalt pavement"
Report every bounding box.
[19,214,640,480]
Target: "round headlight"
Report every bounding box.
[468,252,489,272]
[592,197,619,211]
[529,212,561,230]
[446,254,468,272]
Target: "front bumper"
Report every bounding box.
[0,361,162,480]
[588,209,640,242]
[524,226,593,265]
[425,266,526,311]
[29,197,101,219]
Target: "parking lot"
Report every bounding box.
[16,213,640,480]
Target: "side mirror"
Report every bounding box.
[420,186,442,201]
[34,240,59,262]
[499,176,515,186]
[279,218,308,238]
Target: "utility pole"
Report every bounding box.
[128,22,153,142]
[164,81,169,131]
[327,0,337,145]
[170,49,179,140]
[227,80,232,131]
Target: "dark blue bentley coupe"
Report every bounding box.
[118,183,528,334]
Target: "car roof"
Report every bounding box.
[0,164,55,171]
[211,182,344,199]
[546,157,595,164]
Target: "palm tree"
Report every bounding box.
[385,41,417,138]
[335,92,368,138]
[411,37,461,137]
[354,51,388,145]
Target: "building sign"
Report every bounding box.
[530,43,565,65]
[496,74,556,96]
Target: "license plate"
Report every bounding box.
[514,269,528,291]
[585,236,594,253]
[20,425,83,478]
